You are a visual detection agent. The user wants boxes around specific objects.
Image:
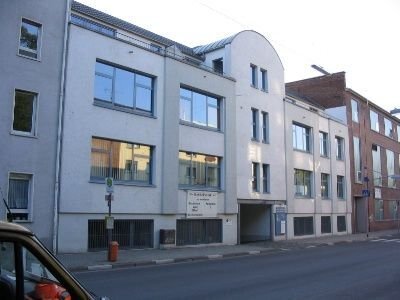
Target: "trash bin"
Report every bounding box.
[108,241,119,262]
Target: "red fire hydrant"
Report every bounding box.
[108,241,119,262]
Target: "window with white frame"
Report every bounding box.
[260,69,268,92]
[251,108,259,140]
[335,136,344,160]
[252,162,259,192]
[372,144,382,186]
[8,173,32,221]
[337,175,345,199]
[180,88,220,129]
[91,137,152,184]
[250,64,257,87]
[321,173,330,198]
[262,164,270,193]
[384,118,393,138]
[19,19,42,59]
[294,169,312,198]
[12,90,37,136]
[293,123,311,152]
[319,131,328,157]
[179,151,220,188]
[370,110,379,132]
[386,149,395,188]
[351,99,359,123]
[94,61,154,113]
[261,111,269,143]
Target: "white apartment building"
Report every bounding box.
[284,94,352,238]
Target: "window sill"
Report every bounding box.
[320,155,330,159]
[251,138,260,142]
[179,186,222,192]
[94,99,156,118]
[295,196,313,199]
[17,52,41,62]
[293,149,312,154]
[337,198,346,201]
[261,140,269,144]
[89,179,155,188]
[321,197,331,200]
[10,131,38,139]
[179,120,222,133]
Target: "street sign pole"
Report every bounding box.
[105,178,114,259]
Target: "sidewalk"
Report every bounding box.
[57,229,399,272]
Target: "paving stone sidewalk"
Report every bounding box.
[56,229,399,272]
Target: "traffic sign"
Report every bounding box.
[362,189,370,197]
[105,177,114,194]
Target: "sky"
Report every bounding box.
[79,0,399,113]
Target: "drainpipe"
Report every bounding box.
[52,0,71,254]
[283,98,288,240]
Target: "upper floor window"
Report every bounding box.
[8,173,33,221]
[293,123,311,152]
[337,175,345,199]
[180,88,220,130]
[351,99,359,123]
[251,108,259,140]
[19,19,42,59]
[179,151,220,189]
[250,64,257,87]
[386,149,395,188]
[353,136,362,183]
[294,169,312,198]
[319,131,328,157]
[71,14,115,37]
[261,111,269,143]
[335,136,344,160]
[94,61,154,114]
[384,118,393,138]
[12,90,37,136]
[251,162,259,192]
[212,58,223,74]
[372,144,382,186]
[398,125,400,142]
[91,137,152,184]
[370,110,379,132]
[321,173,330,198]
[260,69,268,92]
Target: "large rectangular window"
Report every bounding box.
[262,164,270,194]
[91,138,152,184]
[372,144,382,186]
[321,173,330,199]
[294,217,314,236]
[370,110,379,132]
[8,173,32,221]
[389,201,398,220]
[293,123,311,152]
[337,216,346,232]
[384,118,393,138]
[261,111,269,143]
[386,149,395,188]
[12,90,37,136]
[335,136,344,160]
[375,199,384,221]
[251,162,259,192]
[351,99,359,123]
[94,61,154,113]
[260,69,268,92]
[353,136,362,183]
[337,175,345,199]
[180,88,220,129]
[179,151,220,188]
[294,169,312,198]
[19,18,41,59]
[321,216,332,234]
[319,131,328,157]
[251,108,259,140]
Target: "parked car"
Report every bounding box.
[0,221,108,299]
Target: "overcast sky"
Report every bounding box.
[79,0,399,113]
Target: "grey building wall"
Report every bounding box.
[0,0,68,249]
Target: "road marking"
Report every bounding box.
[370,239,387,242]
[280,248,290,251]
[248,250,261,255]
[306,245,316,248]
[154,259,174,264]
[383,239,400,243]
[87,264,112,271]
[207,254,223,259]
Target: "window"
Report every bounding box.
[321,173,330,198]
[398,125,400,142]
[262,164,270,193]
[375,199,383,221]
[294,217,314,236]
[384,118,393,138]
[250,64,257,87]
[294,169,312,198]
[12,90,37,135]
[372,144,382,186]
[386,149,395,188]
[321,216,331,234]
[251,108,259,140]
[337,216,346,232]
[94,61,154,113]
[261,111,269,143]
[353,136,362,183]
[293,123,311,152]
[260,69,268,92]
[351,99,359,123]
[91,138,152,184]
[335,136,344,160]
[319,131,328,157]
[71,14,115,37]
[389,201,398,220]
[251,162,259,192]
[180,88,220,129]
[179,151,220,188]
[8,173,32,221]
[19,19,41,59]
[212,58,223,74]
[337,175,345,199]
[370,110,379,132]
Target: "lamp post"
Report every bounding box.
[363,167,370,238]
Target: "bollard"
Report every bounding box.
[108,241,119,262]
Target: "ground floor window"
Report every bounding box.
[375,199,384,221]
[294,217,313,236]
[88,219,153,250]
[337,216,346,232]
[176,219,222,246]
[8,173,32,221]
[321,216,331,233]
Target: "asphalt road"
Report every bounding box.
[75,239,400,299]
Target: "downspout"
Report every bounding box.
[52,0,71,254]
[283,98,288,240]
[328,118,334,231]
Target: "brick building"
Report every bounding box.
[286,72,400,233]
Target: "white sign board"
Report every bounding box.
[187,191,218,218]
[105,177,114,194]
[374,188,381,199]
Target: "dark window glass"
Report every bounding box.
[13,91,35,133]
[321,216,331,233]
[294,217,314,236]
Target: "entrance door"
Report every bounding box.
[355,197,366,233]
